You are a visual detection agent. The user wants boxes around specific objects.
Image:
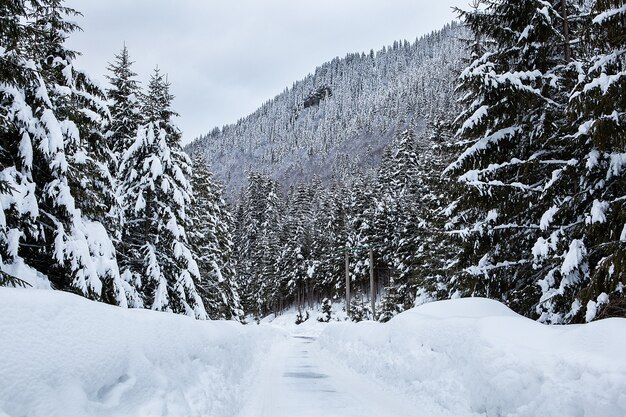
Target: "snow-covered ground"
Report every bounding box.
[319,298,626,417]
[1,290,625,417]
[0,288,282,417]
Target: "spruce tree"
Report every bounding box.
[190,154,244,321]
[447,0,575,316]
[409,119,463,305]
[33,1,130,301]
[1,0,37,286]
[119,68,206,318]
[258,179,283,314]
[375,129,422,311]
[378,285,402,323]
[106,44,142,168]
[345,173,376,292]
[234,173,265,316]
[1,0,130,305]
[278,184,315,313]
[310,183,348,300]
[533,0,626,322]
[234,173,283,318]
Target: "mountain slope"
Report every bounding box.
[186,22,466,195]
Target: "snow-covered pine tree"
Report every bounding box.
[189,154,244,321]
[106,44,142,169]
[370,197,403,320]
[348,291,371,322]
[119,67,206,318]
[374,124,457,320]
[378,284,402,323]
[0,0,37,287]
[310,182,348,300]
[234,172,284,318]
[533,0,626,323]
[375,129,422,311]
[278,184,315,313]
[410,118,463,305]
[317,297,333,322]
[234,173,265,316]
[1,0,130,305]
[31,0,131,303]
[446,0,574,315]
[258,179,283,314]
[345,173,376,294]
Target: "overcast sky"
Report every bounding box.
[66,0,467,144]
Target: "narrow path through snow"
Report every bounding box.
[237,328,421,417]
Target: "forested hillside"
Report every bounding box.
[191,0,625,324]
[186,22,465,195]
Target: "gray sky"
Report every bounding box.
[66,0,467,144]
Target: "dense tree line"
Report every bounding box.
[2,0,622,325]
[0,0,241,320]
[230,121,458,322]
[225,0,624,324]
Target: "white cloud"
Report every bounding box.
[66,0,466,143]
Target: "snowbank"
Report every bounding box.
[0,288,282,417]
[319,297,626,417]
[4,292,625,417]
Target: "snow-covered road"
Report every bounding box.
[238,328,420,417]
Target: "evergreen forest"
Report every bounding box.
[1,0,624,326]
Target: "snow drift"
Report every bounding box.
[0,288,281,417]
[319,297,626,417]
[2,291,625,417]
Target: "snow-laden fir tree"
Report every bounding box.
[374,129,422,313]
[533,0,626,323]
[189,154,244,321]
[119,67,206,318]
[409,119,464,306]
[345,173,376,290]
[378,285,402,323]
[234,172,283,318]
[258,180,283,314]
[375,125,460,320]
[317,297,334,322]
[309,183,348,301]
[278,184,315,314]
[31,0,130,302]
[445,0,576,316]
[106,44,142,169]
[0,0,38,287]
[1,0,130,304]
